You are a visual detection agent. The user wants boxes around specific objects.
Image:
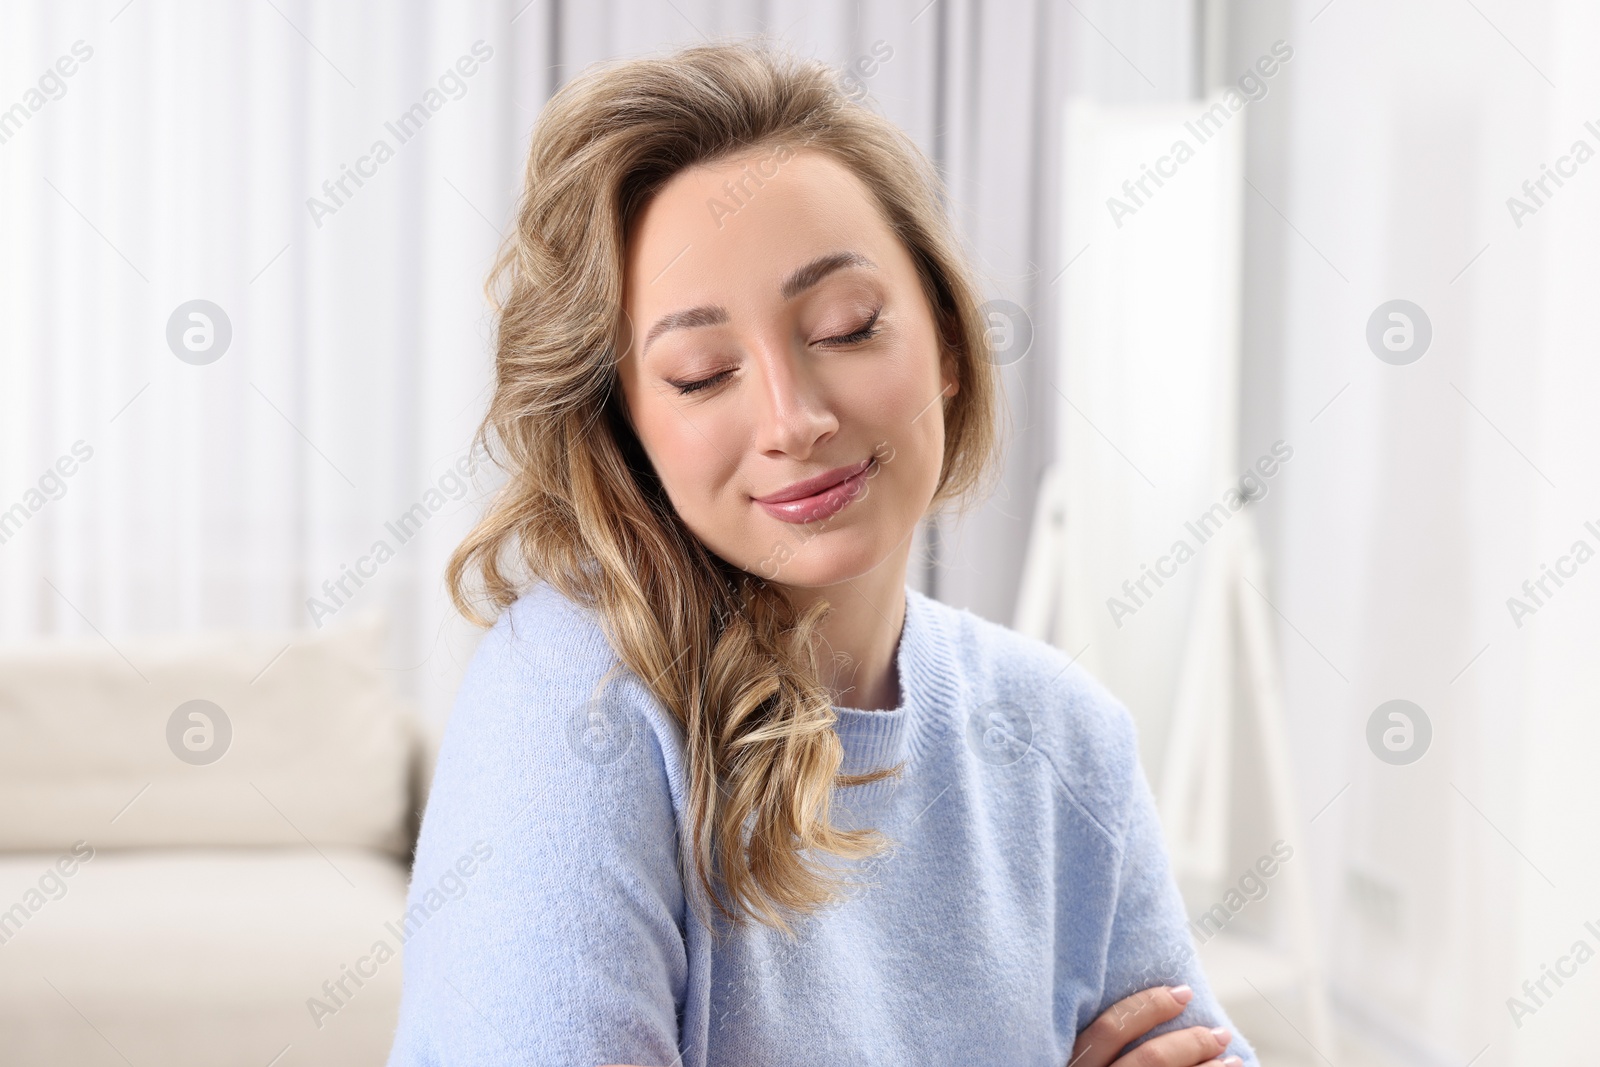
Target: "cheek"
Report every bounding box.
[843,416,943,528]
[636,397,743,505]
[867,346,947,453]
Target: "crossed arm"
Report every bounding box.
[603,983,1243,1067]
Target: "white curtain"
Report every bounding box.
[0,0,1200,721]
[1238,1,1600,1062]
[1,0,528,722]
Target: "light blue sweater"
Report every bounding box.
[386,580,1259,1067]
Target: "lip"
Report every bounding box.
[754,459,874,503]
[753,458,875,524]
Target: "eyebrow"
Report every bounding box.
[640,250,877,358]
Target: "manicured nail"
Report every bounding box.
[1170,984,1193,1005]
[1210,1026,1232,1045]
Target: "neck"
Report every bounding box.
[776,539,911,711]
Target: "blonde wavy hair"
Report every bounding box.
[446,37,1003,937]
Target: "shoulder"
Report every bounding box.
[449,581,609,743]
[914,591,1140,848]
[397,582,692,1060]
[456,580,673,734]
[431,580,687,821]
[469,578,617,686]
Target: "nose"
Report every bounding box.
[750,335,838,460]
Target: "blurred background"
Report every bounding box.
[2,0,1597,1064]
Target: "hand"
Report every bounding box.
[1069,985,1242,1067]
[601,984,1242,1067]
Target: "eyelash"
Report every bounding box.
[672,371,729,396]
[670,310,883,396]
[817,307,882,348]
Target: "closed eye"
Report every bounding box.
[816,308,881,347]
[668,308,882,396]
[669,369,732,396]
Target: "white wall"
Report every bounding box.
[1233,1,1600,1061]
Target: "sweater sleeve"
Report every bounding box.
[386,596,688,1067]
[1094,724,1262,1067]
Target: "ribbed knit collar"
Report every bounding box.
[831,585,955,799]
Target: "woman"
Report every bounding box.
[387,39,1258,1067]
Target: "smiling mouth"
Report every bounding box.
[753,459,876,525]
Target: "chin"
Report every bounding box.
[744,525,897,590]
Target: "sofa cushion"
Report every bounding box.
[0,615,414,854]
[0,846,408,1066]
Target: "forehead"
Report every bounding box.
[622,148,893,311]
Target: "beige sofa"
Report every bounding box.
[0,616,439,1066]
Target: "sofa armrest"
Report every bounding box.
[401,706,446,864]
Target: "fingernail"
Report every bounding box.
[1170,984,1193,1005]
[1223,1058,1243,1066]
[1210,1026,1232,1045]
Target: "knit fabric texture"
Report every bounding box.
[386,580,1260,1067]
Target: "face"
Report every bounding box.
[616,146,957,590]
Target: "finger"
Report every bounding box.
[1107,1023,1233,1067]
[1069,985,1194,1067]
